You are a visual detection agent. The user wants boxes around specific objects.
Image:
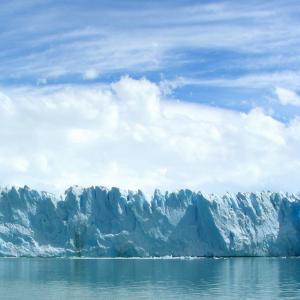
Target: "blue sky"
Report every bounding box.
[1,0,300,194]
[1,0,300,119]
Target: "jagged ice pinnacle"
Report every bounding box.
[0,186,299,257]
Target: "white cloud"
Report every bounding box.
[83,68,99,80]
[1,0,300,85]
[0,76,300,195]
[275,87,300,106]
[0,92,15,115]
[170,72,300,91]
[11,157,30,173]
[67,128,98,144]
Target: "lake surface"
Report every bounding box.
[0,257,300,299]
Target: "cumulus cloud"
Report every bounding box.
[275,87,300,106]
[0,76,300,195]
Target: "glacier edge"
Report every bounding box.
[0,185,299,257]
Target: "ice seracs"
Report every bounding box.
[0,185,299,257]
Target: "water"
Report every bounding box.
[0,257,300,299]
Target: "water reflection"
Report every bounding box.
[0,258,299,299]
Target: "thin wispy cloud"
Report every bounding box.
[1,0,300,86]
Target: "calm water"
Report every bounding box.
[0,257,300,299]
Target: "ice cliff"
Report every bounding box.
[0,185,299,257]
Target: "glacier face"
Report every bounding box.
[0,185,300,257]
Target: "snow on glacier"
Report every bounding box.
[0,185,299,257]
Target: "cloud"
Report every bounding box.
[171,71,300,91]
[0,91,15,115]
[275,87,300,106]
[1,0,300,86]
[0,76,300,195]
[83,68,100,80]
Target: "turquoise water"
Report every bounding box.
[0,258,300,299]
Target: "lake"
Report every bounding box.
[0,257,299,299]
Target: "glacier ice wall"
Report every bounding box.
[0,185,300,257]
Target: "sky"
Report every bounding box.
[0,0,300,195]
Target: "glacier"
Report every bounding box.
[0,185,299,257]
